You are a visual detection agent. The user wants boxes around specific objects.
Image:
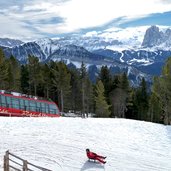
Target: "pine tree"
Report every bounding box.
[134,78,149,120]
[150,57,171,124]
[78,62,94,116]
[95,80,110,117]
[20,65,29,94]
[121,72,129,91]
[80,62,87,115]
[110,73,130,118]
[148,90,162,123]
[6,55,21,91]
[0,48,8,89]
[70,68,82,112]
[98,65,112,100]
[52,62,71,113]
[161,57,171,124]
[27,55,42,96]
[41,63,52,99]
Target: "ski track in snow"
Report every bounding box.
[0,117,171,171]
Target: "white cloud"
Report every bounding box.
[1,0,171,39]
[0,15,42,41]
[56,0,171,31]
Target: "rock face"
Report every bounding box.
[2,42,46,63]
[164,29,171,46]
[142,26,163,47]
[142,25,171,47]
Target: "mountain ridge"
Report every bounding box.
[1,25,171,86]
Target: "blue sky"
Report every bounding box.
[0,0,171,40]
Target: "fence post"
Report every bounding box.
[23,160,28,171]
[4,155,6,171]
[4,151,9,171]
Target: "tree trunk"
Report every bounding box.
[61,89,64,113]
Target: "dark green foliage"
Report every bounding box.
[134,78,149,120]
[20,65,29,94]
[52,61,71,112]
[150,57,171,124]
[98,66,112,99]
[0,48,8,89]
[121,72,129,91]
[1,47,171,124]
[95,80,111,117]
[109,73,131,118]
[69,68,82,112]
[79,62,94,115]
[41,63,53,99]
[27,55,42,96]
[6,55,21,91]
[148,91,162,123]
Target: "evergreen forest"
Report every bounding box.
[0,48,171,125]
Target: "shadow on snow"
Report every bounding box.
[81,160,105,171]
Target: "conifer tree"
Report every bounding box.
[41,63,52,99]
[98,65,112,101]
[95,80,110,117]
[70,68,82,112]
[134,78,149,120]
[148,90,162,123]
[52,62,71,113]
[151,57,171,124]
[7,55,21,91]
[0,48,8,89]
[20,65,29,94]
[80,62,87,115]
[27,55,42,96]
[109,73,130,118]
[79,62,94,116]
[121,72,129,91]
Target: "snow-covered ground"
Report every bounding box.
[0,117,171,171]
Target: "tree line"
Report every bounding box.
[0,48,171,125]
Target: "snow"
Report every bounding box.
[0,117,171,171]
[128,58,154,65]
[120,52,124,62]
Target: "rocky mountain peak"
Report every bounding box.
[0,38,23,47]
[141,26,163,47]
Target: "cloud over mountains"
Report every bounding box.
[1,0,171,40]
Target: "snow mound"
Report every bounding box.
[0,117,171,171]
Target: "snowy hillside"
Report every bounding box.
[0,117,171,171]
[0,38,23,47]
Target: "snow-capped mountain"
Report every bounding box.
[93,49,171,75]
[0,40,151,86]
[2,42,46,63]
[0,38,23,47]
[35,38,61,57]
[142,25,171,48]
[52,26,148,51]
[1,25,171,86]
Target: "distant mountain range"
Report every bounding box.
[0,25,171,86]
[0,38,23,47]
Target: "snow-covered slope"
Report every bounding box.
[35,38,61,58]
[0,117,171,171]
[0,38,23,47]
[51,26,148,51]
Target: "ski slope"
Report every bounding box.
[0,117,171,171]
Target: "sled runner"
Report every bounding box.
[87,156,107,164]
